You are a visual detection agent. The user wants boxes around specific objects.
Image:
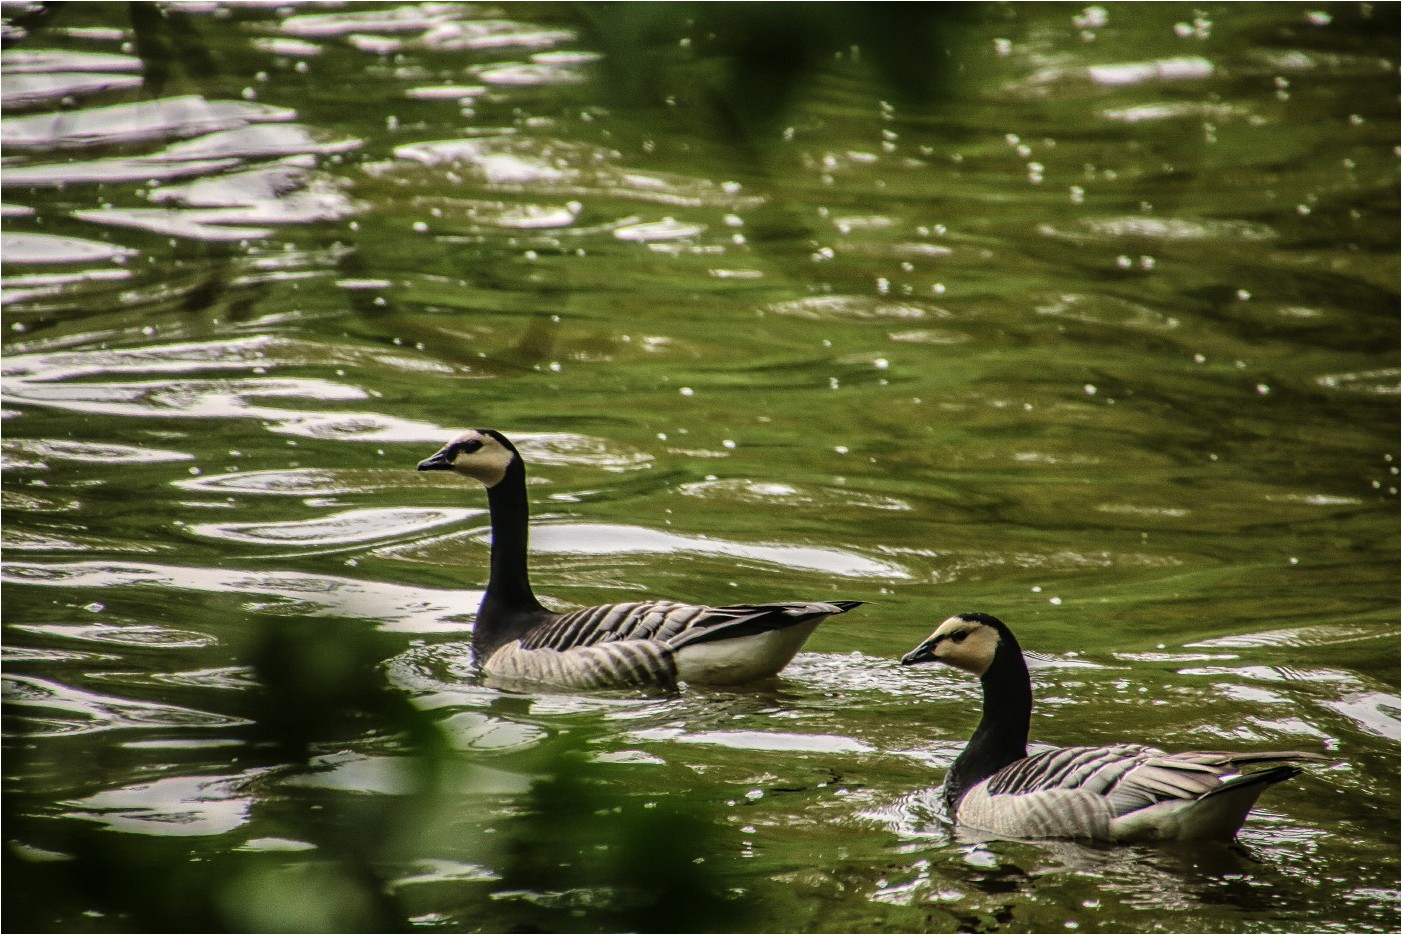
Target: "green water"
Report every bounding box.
[2,3,1398,932]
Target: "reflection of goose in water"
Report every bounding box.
[417,428,859,689]
[901,613,1328,842]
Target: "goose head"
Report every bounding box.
[900,612,1007,676]
[417,428,519,487]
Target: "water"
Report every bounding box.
[2,3,1398,932]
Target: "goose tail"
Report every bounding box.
[1110,762,1307,842]
[1205,763,1302,796]
[670,600,858,684]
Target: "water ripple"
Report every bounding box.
[407,520,911,580]
[189,506,477,547]
[1,336,451,441]
[1,232,136,264]
[473,61,585,87]
[279,4,464,38]
[391,858,499,889]
[1039,217,1277,242]
[1315,368,1400,396]
[3,674,245,736]
[74,190,356,242]
[4,437,193,464]
[2,71,143,107]
[439,711,548,752]
[381,135,761,209]
[677,478,911,512]
[1321,692,1401,741]
[1033,293,1180,330]
[177,467,368,497]
[628,726,873,755]
[420,21,575,53]
[2,94,295,150]
[767,295,947,321]
[1,49,141,73]
[1186,621,1397,649]
[158,124,361,161]
[65,769,264,835]
[2,560,481,635]
[13,622,217,649]
[283,752,420,796]
[2,154,242,187]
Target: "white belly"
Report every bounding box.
[674,618,824,685]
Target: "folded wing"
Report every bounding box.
[960,744,1328,840]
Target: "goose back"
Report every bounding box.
[478,598,862,689]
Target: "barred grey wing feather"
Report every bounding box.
[518,600,711,651]
[986,745,1151,796]
[1132,760,1226,796]
[665,601,856,649]
[981,746,1324,827]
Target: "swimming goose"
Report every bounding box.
[417,428,860,689]
[900,612,1328,842]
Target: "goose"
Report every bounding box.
[900,612,1328,842]
[416,428,860,689]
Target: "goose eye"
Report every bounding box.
[456,439,484,455]
[950,630,968,643]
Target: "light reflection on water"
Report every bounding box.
[1,2,1397,933]
[2,560,482,634]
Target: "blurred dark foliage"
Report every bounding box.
[494,755,750,933]
[3,617,428,933]
[578,2,970,142]
[4,615,743,933]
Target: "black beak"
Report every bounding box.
[900,639,938,666]
[417,448,454,471]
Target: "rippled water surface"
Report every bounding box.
[2,3,1398,933]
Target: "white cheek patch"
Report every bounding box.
[935,626,999,675]
[964,627,1000,674]
[454,442,513,487]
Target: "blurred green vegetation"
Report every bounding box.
[4,617,748,933]
[579,4,969,140]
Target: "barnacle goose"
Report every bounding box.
[900,612,1328,841]
[417,428,860,689]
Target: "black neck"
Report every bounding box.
[479,458,543,628]
[944,637,1032,808]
